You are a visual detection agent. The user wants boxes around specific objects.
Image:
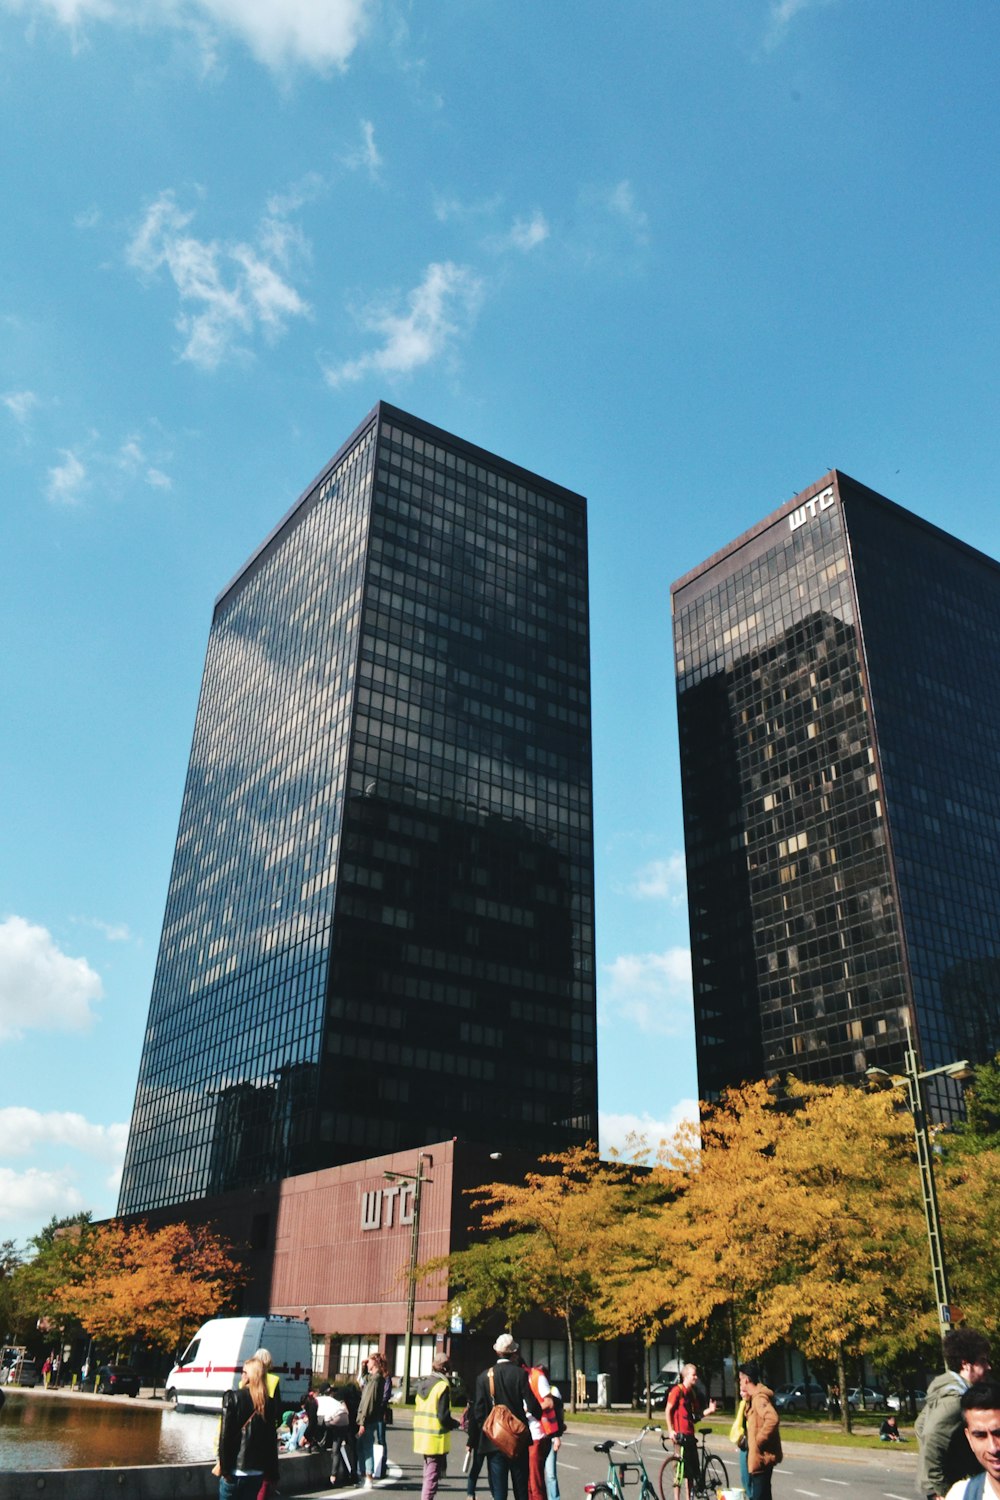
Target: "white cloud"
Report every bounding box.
[0,1108,128,1163]
[342,118,382,177]
[497,213,549,253]
[1,0,372,73]
[600,1102,698,1158]
[127,189,310,369]
[0,1166,86,1229]
[46,449,87,505]
[607,179,649,246]
[433,193,503,224]
[266,173,325,219]
[0,916,103,1040]
[72,916,133,943]
[602,946,692,1035]
[765,0,837,46]
[2,389,39,423]
[326,261,483,386]
[44,432,172,505]
[629,852,687,904]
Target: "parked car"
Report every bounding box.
[773,1382,828,1413]
[96,1364,140,1397]
[7,1358,39,1387]
[888,1389,927,1413]
[643,1367,682,1403]
[848,1386,888,1411]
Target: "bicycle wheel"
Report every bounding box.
[588,1485,618,1500]
[698,1454,729,1498]
[658,1454,680,1500]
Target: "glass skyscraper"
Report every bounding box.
[672,471,1000,1109]
[119,403,597,1216]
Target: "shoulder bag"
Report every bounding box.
[482,1367,528,1460]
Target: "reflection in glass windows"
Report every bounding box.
[673,472,1000,1113]
[119,405,596,1215]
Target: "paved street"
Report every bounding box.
[352,1419,919,1500]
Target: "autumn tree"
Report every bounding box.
[425,1233,543,1336]
[584,1149,678,1412]
[429,1144,631,1410]
[656,1082,807,1385]
[751,1081,931,1431]
[51,1220,243,1354]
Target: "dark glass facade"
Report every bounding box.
[672,472,1000,1108]
[119,403,597,1216]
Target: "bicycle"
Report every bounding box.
[658,1426,729,1500]
[584,1425,663,1500]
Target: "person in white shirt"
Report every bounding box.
[944,1383,1000,1500]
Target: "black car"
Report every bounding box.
[96,1364,140,1397]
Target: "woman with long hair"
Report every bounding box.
[217,1356,280,1500]
[357,1350,390,1489]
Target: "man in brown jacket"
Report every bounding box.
[738,1362,782,1500]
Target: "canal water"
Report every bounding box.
[0,1391,219,1470]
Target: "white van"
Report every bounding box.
[166,1316,312,1413]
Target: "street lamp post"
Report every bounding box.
[866,1021,973,1345]
[385,1153,430,1403]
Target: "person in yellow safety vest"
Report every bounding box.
[413,1353,458,1500]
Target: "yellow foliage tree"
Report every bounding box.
[656,1082,810,1383]
[443,1144,632,1410]
[51,1219,243,1353]
[751,1081,930,1430]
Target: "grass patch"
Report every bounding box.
[561,1410,913,1452]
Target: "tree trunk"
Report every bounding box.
[565,1309,577,1414]
[728,1303,741,1407]
[837,1346,851,1435]
[645,1338,653,1420]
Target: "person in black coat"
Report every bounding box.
[473,1335,542,1500]
[217,1356,280,1499]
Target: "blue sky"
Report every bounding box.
[3,0,1000,1250]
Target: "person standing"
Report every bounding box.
[216,1356,280,1500]
[738,1361,782,1500]
[413,1353,456,1500]
[357,1351,389,1489]
[466,1398,486,1498]
[919,1328,993,1500]
[729,1392,750,1493]
[253,1347,282,1425]
[666,1364,717,1500]
[541,1372,565,1500]
[473,1334,542,1500]
[526,1361,558,1500]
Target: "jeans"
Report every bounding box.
[747,1470,773,1500]
[487,1449,530,1500]
[467,1447,486,1495]
[219,1477,264,1500]
[358,1427,376,1476]
[544,1442,560,1500]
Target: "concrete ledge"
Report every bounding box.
[0,1449,333,1500]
